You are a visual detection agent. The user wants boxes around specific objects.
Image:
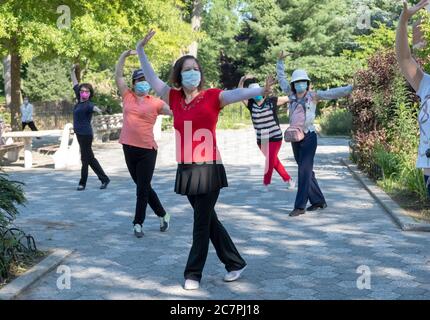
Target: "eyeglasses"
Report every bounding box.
[80,89,90,93]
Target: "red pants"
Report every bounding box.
[258,141,291,185]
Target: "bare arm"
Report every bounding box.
[116,50,135,96]
[136,29,171,104]
[93,106,103,114]
[70,65,79,87]
[238,75,252,107]
[277,96,290,106]
[396,0,429,92]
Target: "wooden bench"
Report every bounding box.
[0,142,25,163]
[38,144,60,155]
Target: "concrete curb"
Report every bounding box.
[341,159,430,232]
[0,248,75,300]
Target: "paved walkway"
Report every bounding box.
[6,127,430,300]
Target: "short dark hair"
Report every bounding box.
[291,81,310,95]
[79,83,95,99]
[170,55,205,91]
[244,78,258,88]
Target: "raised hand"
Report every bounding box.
[278,50,288,60]
[401,0,430,20]
[137,29,156,50]
[264,75,276,96]
[123,49,137,57]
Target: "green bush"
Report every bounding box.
[373,145,400,179]
[0,173,26,226]
[218,103,251,129]
[22,57,74,102]
[92,93,122,115]
[319,107,352,136]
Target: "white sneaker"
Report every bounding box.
[224,265,247,282]
[184,279,200,290]
[133,224,143,238]
[286,178,296,189]
[160,213,170,232]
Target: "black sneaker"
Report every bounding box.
[289,208,306,217]
[77,185,85,191]
[307,203,327,211]
[100,179,110,190]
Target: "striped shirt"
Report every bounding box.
[247,97,283,143]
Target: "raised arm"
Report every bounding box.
[70,65,79,87]
[116,50,136,96]
[220,76,275,108]
[136,29,171,104]
[316,85,353,102]
[276,51,292,95]
[396,0,429,92]
[238,75,252,107]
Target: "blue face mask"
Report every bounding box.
[254,96,263,102]
[294,81,308,94]
[135,81,151,95]
[181,70,201,89]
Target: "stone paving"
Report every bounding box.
[5,126,430,300]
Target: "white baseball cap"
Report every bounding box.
[248,83,261,89]
[291,69,310,83]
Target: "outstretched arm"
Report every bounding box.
[93,106,103,114]
[276,51,292,95]
[316,85,353,102]
[220,76,276,108]
[136,29,171,104]
[116,50,135,96]
[396,0,429,92]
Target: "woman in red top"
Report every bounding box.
[137,30,275,290]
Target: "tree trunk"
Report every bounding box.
[188,0,203,57]
[2,55,12,108]
[10,51,22,131]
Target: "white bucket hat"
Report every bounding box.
[291,69,310,83]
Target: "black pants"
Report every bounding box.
[184,190,246,282]
[123,144,166,225]
[76,134,109,187]
[22,121,38,131]
[291,131,325,209]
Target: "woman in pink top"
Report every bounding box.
[115,49,172,238]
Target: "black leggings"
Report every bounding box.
[123,145,166,225]
[76,134,109,187]
[22,121,38,131]
[184,190,246,282]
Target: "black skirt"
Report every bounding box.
[175,163,228,196]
